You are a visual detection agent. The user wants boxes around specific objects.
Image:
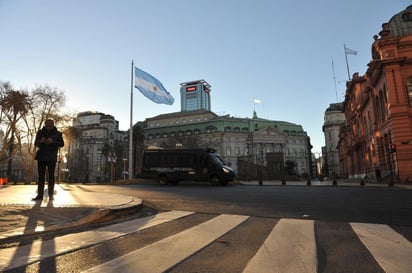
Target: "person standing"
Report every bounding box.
[375,166,382,182]
[32,119,64,201]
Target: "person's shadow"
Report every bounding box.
[6,198,58,272]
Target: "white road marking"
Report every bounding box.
[243,218,317,273]
[83,214,249,273]
[0,210,193,271]
[351,222,412,273]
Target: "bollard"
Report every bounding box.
[0,177,8,185]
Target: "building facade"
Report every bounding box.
[140,109,312,179]
[338,6,412,183]
[323,103,345,178]
[180,80,211,111]
[67,111,128,182]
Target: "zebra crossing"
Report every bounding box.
[1,210,411,273]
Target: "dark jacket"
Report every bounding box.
[34,126,64,162]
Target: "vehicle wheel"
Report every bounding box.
[158,175,168,185]
[210,176,220,186]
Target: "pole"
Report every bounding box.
[129,60,134,179]
[332,59,339,102]
[388,148,394,186]
[344,44,351,81]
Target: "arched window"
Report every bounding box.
[206,126,217,133]
[375,95,381,121]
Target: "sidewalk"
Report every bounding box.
[0,184,142,242]
[239,179,412,188]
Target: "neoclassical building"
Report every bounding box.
[338,6,412,182]
[323,103,345,178]
[67,111,128,182]
[141,109,312,179]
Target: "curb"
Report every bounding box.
[0,198,143,243]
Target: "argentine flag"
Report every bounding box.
[134,67,174,105]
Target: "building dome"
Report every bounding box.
[384,5,412,37]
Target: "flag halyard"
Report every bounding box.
[134,67,174,105]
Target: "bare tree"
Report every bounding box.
[0,82,71,183]
[19,85,70,183]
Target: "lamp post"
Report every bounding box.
[306,150,311,186]
[108,152,117,183]
[57,154,61,184]
[258,151,263,185]
[123,158,127,180]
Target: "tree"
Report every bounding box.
[0,82,70,183]
[0,82,29,182]
[284,160,297,175]
[19,85,69,183]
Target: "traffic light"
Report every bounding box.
[390,144,397,153]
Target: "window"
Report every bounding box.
[408,77,412,106]
[206,126,217,133]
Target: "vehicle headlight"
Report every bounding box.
[223,167,230,173]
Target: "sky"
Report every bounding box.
[0,0,410,154]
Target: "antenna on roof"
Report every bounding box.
[332,59,339,103]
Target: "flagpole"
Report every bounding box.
[129,60,134,179]
[344,44,351,81]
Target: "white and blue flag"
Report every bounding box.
[134,67,174,105]
[344,46,357,55]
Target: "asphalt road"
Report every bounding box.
[93,183,412,226]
